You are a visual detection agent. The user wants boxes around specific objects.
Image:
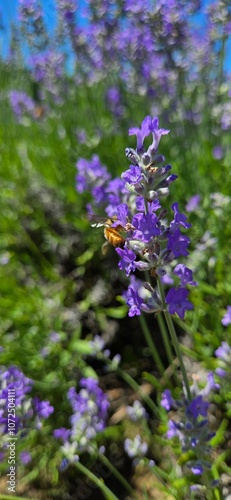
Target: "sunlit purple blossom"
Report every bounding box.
[129,116,169,153]
[165,287,193,319]
[122,165,143,185]
[115,247,136,276]
[132,212,160,242]
[174,264,198,287]
[167,229,190,258]
[170,202,191,230]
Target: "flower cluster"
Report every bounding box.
[18,0,48,52]
[8,90,40,122]
[0,365,54,463]
[77,116,197,319]
[54,377,109,464]
[28,51,65,102]
[161,373,220,488]
[215,341,231,380]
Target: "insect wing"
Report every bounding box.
[89,215,110,229]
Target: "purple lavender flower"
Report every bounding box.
[8,90,37,121]
[215,341,231,379]
[165,287,194,319]
[116,247,136,276]
[167,229,190,258]
[20,451,32,465]
[122,165,143,185]
[161,377,217,483]
[18,0,42,22]
[221,306,231,326]
[132,213,160,242]
[54,378,109,459]
[185,195,201,213]
[160,389,175,411]
[173,264,198,287]
[33,398,54,418]
[212,146,224,160]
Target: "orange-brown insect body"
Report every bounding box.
[104,225,126,248]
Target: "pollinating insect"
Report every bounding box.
[90,215,130,255]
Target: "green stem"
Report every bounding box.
[116,366,162,419]
[156,313,174,367]
[157,277,191,400]
[74,461,120,500]
[138,314,165,375]
[164,311,191,400]
[0,496,30,500]
[98,453,133,495]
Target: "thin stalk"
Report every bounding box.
[0,496,29,500]
[74,460,120,500]
[164,311,191,400]
[98,452,133,495]
[157,277,191,400]
[116,365,162,419]
[156,312,174,367]
[139,314,165,375]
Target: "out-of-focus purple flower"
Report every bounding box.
[8,90,37,121]
[215,341,231,379]
[54,378,109,458]
[20,451,32,465]
[185,195,201,212]
[215,341,231,362]
[124,434,148,458]
[162,380,217,482]
[160,389,175,411]
[212,146,224,160]
[53,427,71,442]
[221,306,231,326]
[106,86,124,117]
[165,287,194,319]
[126,400,148,422]
[33,398,54,418]
[57,0,78,22]
[18,0,42,22]
[49,331,61,343]
[173,264,198,287]
[167,229,190,258]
